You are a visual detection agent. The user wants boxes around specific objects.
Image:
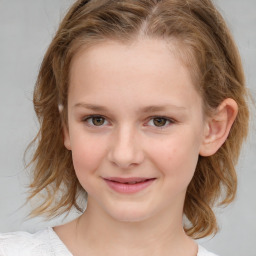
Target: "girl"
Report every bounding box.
[0,0,250,255]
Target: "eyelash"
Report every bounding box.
[82,115,109,127]
[147,116,175,128]
[82,115,176,129]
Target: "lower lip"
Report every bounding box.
[104,179,156,194]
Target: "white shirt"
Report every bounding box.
[0,227,219,256]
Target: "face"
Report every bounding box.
[64,39,207,222]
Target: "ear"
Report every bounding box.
[200,98,238,156]
[63,124,71,150]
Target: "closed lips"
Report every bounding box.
[104,177,156,184]
[103,177,156,193]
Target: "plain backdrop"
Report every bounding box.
[0,0,255,255]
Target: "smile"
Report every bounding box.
[103,177,156,194]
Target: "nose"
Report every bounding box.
[107,125,144,169]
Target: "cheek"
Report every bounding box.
[147,132,200,185]
[71,135,106,180]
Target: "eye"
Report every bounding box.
[148,117,174,128]
[83,115,109,127]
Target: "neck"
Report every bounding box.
[68,198,197,256]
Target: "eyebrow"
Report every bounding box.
[73,103,187,113]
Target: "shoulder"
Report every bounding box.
[0,228,53,256]
[0,227,71,256]
[198,245,220,256]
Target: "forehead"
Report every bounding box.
[70,37,199,84]
[70,39,178,82]
[68,38,202,113]
[70,38,194,82]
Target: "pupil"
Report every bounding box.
[153,118,166,127]
[93,117,104,126]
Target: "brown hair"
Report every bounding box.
[27,0,249,239]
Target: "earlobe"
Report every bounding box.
[63,125,71,150]
[199,98,238,156]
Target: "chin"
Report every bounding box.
[106,204,154,223]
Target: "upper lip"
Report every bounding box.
[103,177,156,183]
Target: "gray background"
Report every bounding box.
[0,0,255,255]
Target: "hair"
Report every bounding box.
[26,0,250,239]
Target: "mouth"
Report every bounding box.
[103,177,156,194]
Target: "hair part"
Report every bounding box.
[26,0,250,239]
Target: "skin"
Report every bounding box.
[54,38,238,256]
